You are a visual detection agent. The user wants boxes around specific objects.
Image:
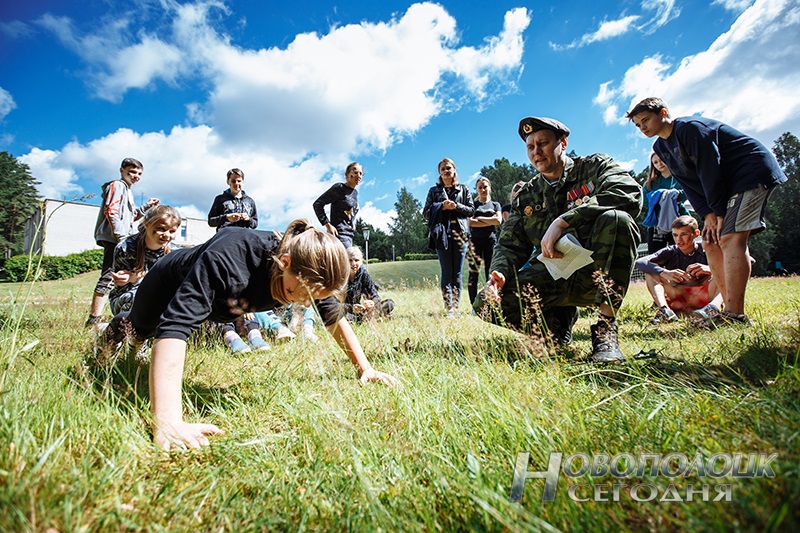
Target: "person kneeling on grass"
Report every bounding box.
[344,246,395,323]
[635,215,723,324]
[100,221,397,451]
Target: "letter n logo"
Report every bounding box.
[509,452,563,502]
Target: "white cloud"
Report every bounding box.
[596,0,800,143]
[358,202,396,232]
[712,0,756,12]
[0,20,35,39]
[36,13,185,102]
[0,87,16,120]
[551,0,679,50]
[24,2,531,231]
[638,0,681,34]
[19,148,84,200]
[551,15,639,50]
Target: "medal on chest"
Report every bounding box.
[567,181,595,208]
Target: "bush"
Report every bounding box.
[368,258,381,264]
[3,248,104,282]
[403,253,437,261]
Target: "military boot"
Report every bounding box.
[543,306,579,344]
[589,318,624,362]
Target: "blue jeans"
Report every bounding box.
[437,237,468,309]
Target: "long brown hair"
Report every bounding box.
[269,219,349,304]
[134,205,181,273]
[436,157,459,187]
[646,152,669,191]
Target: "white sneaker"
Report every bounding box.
[275,325,296,342]
[693,303,721,321]
[301,324,319,343]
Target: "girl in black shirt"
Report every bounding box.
[101,220,396,451]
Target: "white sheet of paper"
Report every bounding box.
[536,234,594,280]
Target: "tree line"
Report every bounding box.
[2,132,799,272]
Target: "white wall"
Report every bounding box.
[24,199,216,256]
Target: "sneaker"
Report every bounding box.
[131,340,151,365]
[693,303,721,321]
[650,306,678,324]
[301,324,319,343]
[229,337,252,354]
[275,325,296,342]
[589,319,624,363]
[445,309,456,319]
[705,310,751,328]
[249,336,271,351]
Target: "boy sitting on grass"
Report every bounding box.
[635,215,723,324]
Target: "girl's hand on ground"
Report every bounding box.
[154,421,224,452]
[359,368,398,387]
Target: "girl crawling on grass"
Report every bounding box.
[101,220,397,451]
[108,204,182,315]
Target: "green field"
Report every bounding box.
[1,265,799,532]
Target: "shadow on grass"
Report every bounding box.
[565,342,796,392]
[69,341,247,423]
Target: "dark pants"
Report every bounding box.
[437,236,468,309]
[93,240,118,295]
[474,210,640,329]
[468,235,497,304]
[646,226,674,254]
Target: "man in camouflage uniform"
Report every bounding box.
[474,117,642,361]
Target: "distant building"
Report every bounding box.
[24,199,216,257]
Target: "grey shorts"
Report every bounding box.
[721,184,774,236]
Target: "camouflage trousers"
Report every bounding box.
[474,210,640,329]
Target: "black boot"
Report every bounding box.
[543,306,579,344]
[589,318,624,362]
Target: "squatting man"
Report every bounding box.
[474,116,642,362]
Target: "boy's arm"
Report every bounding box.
[103,181,127,241]
[677,122,726,217]
[207,196,228,227]
[248,199,258,229]
[635,248,670,276]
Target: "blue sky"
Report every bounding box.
[1,0,799,231]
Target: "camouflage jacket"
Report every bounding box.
[491,154,642,278]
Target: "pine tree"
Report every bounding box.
[388,187,426,257]
[0,152,41,258]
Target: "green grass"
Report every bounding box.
[1,268,799,532]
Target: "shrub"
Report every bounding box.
[403,253,437,261]
[368,258,381,264]
[3,248,104,282]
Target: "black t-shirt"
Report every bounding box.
[471,199,501,240]
[129,227,341,340]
